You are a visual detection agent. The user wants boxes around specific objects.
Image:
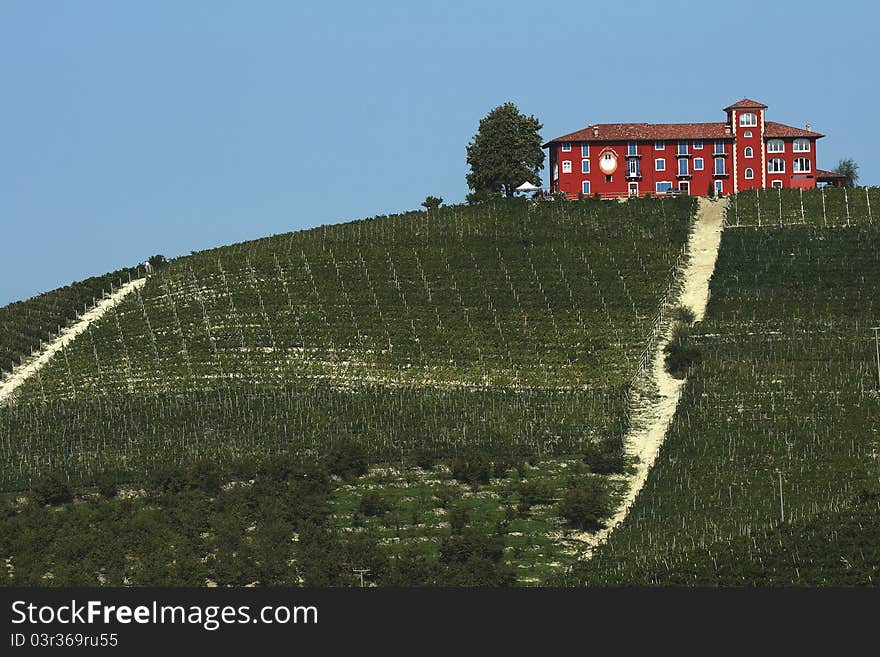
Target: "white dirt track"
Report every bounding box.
[573,196,726,554]
[0,278,146,405]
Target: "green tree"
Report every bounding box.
[421,196,443,211]
[558,477,611,531]
[833,158,860,188]
[325,439,369,481]
[31,471,73,506]
[451,448,492,485]
[466,103,544,201]
[147,254,167,269]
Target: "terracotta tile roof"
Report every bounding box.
[543,119,825,147]
[543,122,731,146]
[816,168,846,179]
[724,98,768,110]
[764,121,824,138]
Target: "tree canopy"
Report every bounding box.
[466,103,544,201]
[832,158,860,188]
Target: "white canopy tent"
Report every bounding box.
[515,181,543,195]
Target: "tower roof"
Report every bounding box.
[724,98,768,111]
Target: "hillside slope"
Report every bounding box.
[0,198,694,489]
[573,189,880,585]
[0,266,141,375]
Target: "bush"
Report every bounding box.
[492,456,519,479]
[664,322,701,379]
[96,472,119,499]
[451,450,492,486]
[517,480,555,509]
[358,491,392,517]
[148,463,187,495]
[325,439,369,481]
[186,460,223,495]
[31,472,73,506]
[382,546,441,587]
[438,528,516,587]
[582,443,626,475]
[229,456,259,481]
[448,505,469,533]
[671,305,696,325]
[434,486,462,509]
[558,477,611,531]
[411,447,437,471]
[258,454,304,482]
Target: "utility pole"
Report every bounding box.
[871,327,880,391]
[775,469,784,523]
[353,568,370,588]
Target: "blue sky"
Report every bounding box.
[1,0,876,305]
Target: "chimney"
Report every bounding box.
[592,126,599,138]
[724,125,732,136]
[805,123,811,132]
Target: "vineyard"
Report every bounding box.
[728,185,879,227]
[0,197,693,490]
[0,266,142,375]
[571,190,880,585]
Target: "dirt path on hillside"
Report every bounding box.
[572,197,726,555]
[0,278,146,405]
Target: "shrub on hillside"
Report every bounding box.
[448,505,469,533]
[671,305,696,325]
[583,442,627,475]
[358,491,392,517]
[411,447,437,471]
[558,477,611,531]
[451,449,492,486]
[438,528,516,587]
[664,322,701,379]
[31,472,73,506]
[382,546,441,587]
[186,460,223,495]
[96,472,119,499]
[517,480,555,511]
[492,456,520,479]
[325,439,369,481]
[148,463,187,495]
[434,486,462,509]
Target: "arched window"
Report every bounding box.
[768,158,785,173]
[767,139,784,153]
[745,168,754,179]
[744,146,753,158]
[739,112,757,127]
[793,139,810,152]
[793,157,811,173]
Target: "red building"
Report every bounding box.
[544,98,843,199]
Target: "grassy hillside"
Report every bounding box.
[0,197,693,490]
[572,191,880,586]
[0,266,142,375]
